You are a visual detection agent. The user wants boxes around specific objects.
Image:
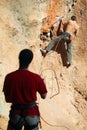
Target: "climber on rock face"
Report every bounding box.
[40,15,79,67]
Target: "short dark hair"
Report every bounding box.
[19,49,33,67]
[71,15,77,21]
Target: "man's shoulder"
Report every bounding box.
[5,70,18,78]
[69,19,74,24]
[29,71,42,79]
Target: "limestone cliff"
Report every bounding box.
[0,0,87,130]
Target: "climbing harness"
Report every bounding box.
[11,102,37,110]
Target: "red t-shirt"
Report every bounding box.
[3,69,47,116]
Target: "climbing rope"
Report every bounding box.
[40,68,60,99]
[37,100,72,130]
[40,115,71,130]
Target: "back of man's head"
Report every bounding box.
[71,15,77,21]
[19,49,33,68]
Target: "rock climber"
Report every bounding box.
[40,15,79,67]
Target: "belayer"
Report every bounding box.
[3,49,47,130]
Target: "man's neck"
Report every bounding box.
[19,66,28,70]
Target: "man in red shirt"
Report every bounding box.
[3,49,47,130]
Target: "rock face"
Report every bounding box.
[0,0,87,130]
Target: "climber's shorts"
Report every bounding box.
[63,32,74,42]
[69,35,74,41]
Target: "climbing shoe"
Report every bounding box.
[40,49,47,57]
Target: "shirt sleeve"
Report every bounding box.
[3,75,11,102]
[37,77,47,95]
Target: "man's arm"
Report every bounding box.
[74,24,79,36]
[3,76,11,102]
[61,20,68,32]
[62,20,68,25]
[37,77,47,99]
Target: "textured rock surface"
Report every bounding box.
[0,0,87,130]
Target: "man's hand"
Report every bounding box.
[41,93,47,99]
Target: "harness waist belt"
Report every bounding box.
[12,102,37,110]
